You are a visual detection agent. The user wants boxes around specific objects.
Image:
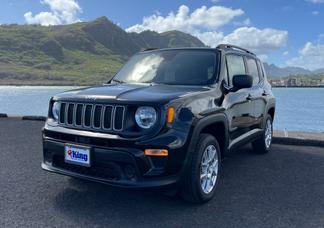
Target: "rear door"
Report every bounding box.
[245,57,267,129]
[223,54,255,140]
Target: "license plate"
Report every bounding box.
[65,144,91,167]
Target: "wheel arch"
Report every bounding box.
[188,113,229,159]
[261,98,275,126]
[267,106,275,121]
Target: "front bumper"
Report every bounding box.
[41,162,179,189]
[42,128,189,189]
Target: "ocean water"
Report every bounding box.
[0,86,79,116]
[0,86,323,133]
[272,88,324,133]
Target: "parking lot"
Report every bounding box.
[1,119,324,227]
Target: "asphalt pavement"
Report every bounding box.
[1,119,324,228]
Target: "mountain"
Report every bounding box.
[0,17,204,85]
[263,63,324,78]
[313,68,324,74]
[263,63,313,78]
[130,30,205,49]
[0,16,321,85]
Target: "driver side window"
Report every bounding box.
[226,55,246,87]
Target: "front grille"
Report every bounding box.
[58,102,125,132]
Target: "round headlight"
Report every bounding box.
[52,102,61,121]
[135,106,157,129]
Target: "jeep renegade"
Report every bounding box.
[42,44,276,203]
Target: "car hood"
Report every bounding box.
[53,83,211,104]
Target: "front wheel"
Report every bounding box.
[181,134,221,203]
[252,114,273,153]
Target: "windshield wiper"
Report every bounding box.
[111,79,125,84]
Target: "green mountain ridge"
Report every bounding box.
[0,16,204,85]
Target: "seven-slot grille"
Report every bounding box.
[58,102,125,131]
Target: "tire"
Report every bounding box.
[181,133,221,203]
[252,114,273,154]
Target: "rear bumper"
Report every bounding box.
[42,135,186,189]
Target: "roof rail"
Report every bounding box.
[142,48,158,52]
[217,44,256,56]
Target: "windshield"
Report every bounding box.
[112,50,219,85]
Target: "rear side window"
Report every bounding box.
[257,60,265,79]
[246,57,260,85]
[226,54,246,87]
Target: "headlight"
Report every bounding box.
[52,102,61,121]
[135,106,157,129]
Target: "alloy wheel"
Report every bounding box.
[265,119,272,149]
[200,145,219,194]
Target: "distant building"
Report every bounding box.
[270,79,286,87]
[287,78,299,87]
[270,77,324,87]
[310,79,322,86]
[320,79,324,86]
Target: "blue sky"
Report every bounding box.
[1,0,324,70]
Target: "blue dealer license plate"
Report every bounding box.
[65,144,91,167]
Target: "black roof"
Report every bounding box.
[141,44,257,58]
[216,44,256,56]
[141,47,216,52]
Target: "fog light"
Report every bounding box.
[144,149,168,157]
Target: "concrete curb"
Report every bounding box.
[22,116,47,121]
[0,114,46,121]
[273,137,324,148]
[273,130,324,147]
[0,113,8,118]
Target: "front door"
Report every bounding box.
[224,54,255,141]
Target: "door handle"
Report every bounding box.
[246,94,253,101]
[262,90,269,96]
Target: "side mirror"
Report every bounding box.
[232,74,253,90]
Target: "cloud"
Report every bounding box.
[286,42,324,70]
[258,54,268,62]
[126,5,244,33]
[24,11,61,25]
[194,31,225,47]
[283,51,289,56]
[319,34,324,41]
[312,11,320,15]
[172,27,288,55]
[233,18,252,27]
[221,27,288,54]
[306,0,324,3]
[24,0,82,26]
[127,5,288,55]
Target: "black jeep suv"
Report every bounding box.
[42,44,275,203]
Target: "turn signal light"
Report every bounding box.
[144,149,168,157]
[167,107,175,124]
